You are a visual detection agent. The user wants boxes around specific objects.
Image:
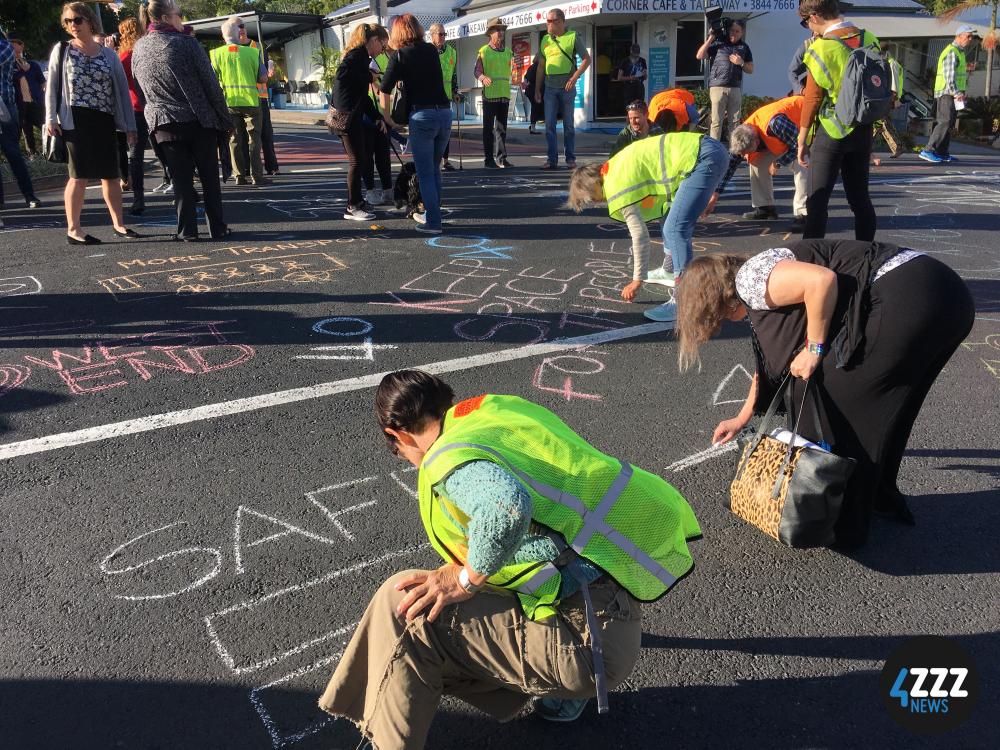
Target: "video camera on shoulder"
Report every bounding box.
[705,5,733,39]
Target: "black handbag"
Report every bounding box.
[44,42,69,164]
[729,375,856,547]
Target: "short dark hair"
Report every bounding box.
[375,370,454,450]
[547,8,566,21]
[653,108,678,132]
[797,0,840,21]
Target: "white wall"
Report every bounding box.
[283,31,325,106]
[738,13,805,98]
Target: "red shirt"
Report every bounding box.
[119,49,143,112]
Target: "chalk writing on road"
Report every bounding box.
[99,253,348,301]
[100,468,431,748]
[962,328,1000,381]
[0,276,42,297]
[297,317,398,362]
[5,320,253,397]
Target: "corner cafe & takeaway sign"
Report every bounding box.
[456,0,795,35]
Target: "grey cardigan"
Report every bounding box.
[132,30,232,133]
[45,43,136,133]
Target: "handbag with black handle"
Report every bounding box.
[729,375,856,548]
[43,42,69,164]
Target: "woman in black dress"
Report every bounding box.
[675,241,974,547]
[45,2,137,245]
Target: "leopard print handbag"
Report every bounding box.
[728,376,856,547]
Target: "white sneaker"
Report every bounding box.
[644,267,676,287]
[162,184,174,195]
[344,205,376,221]
[643,302,677,322]
[152,181,170,193]
[412,211,427,225]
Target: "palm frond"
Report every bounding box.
[938,0,988,23]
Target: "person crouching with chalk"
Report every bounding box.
[319,370,700,747]
[567,131,729,321]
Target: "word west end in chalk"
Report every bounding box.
[17,321,254,396]
[911,698,950,714]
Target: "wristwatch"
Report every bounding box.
[458,567,484,594]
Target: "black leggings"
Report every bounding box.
[339,117,366,207]
[803,124,876,241]
[793,255,975,546]
[363,123,391,191]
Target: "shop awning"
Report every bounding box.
[849,12,991,39]
[186,11,325,47]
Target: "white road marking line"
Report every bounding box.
[0,321,672,460]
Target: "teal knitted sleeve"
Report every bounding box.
[438,460,533,576]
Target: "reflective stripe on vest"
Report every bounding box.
[210,44,261,108]
[439,45,457,99]
[603,132,703,223]
[744,95,803,164]
[804,30,879,140]
[934,43,967,96]
[478,45,512,99]
[541,31,576,76]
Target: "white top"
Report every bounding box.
[735,247,924,311]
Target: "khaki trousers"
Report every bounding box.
[749,152,808,216]
[228,105,263,180]
[319,570,642,750]
[709,85,742,142]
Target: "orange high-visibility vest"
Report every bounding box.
[743,95,804,164]
[647,88,695,131]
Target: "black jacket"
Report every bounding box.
[332,46,379,126]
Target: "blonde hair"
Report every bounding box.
[118,17,143,53]
[61,2,100,34]
[566,164,605,212]
[429,23,446,35]
[346,22,388,53]
[389,13,423,49]
[675,254,747,372]
[139,0,179,28]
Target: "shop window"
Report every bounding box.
[675,20,705,86]
[595,24,635,119]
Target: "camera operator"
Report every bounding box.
[696,19,753,142]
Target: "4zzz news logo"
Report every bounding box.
[888,665,969,713]
[880,636,980,734]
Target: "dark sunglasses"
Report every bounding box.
[237,23,245,29]
[626,102,646,112]
[799,16,811,28]
[63,16,86,26]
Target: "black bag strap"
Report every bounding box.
[387,132,405,166]
[546,33,578,73]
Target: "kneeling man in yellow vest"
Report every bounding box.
[211,16,268,186]
[475,18,515,168]
[320,370,700,746]
[710,95,808,229]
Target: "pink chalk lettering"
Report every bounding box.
[532,355,605,402]
[517,267,585,283]
[58,364,128,394]
[186,344,256,374]
[123,348,197,381]
[0,364,31,397]
[370,292,476,314]
[504,277,570,296]
[453,317,548,344]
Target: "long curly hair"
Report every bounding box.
[118,17,143,53]
[675,254,747,372]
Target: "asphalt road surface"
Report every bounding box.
[1,124,997,749]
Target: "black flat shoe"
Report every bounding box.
[113,227,142,238]
[174,235,200,242]
[209,227,233,240]
[26,196,42,209]
[67,234,102,245]
[129,202,145,216]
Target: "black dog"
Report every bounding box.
[392,162,423,218]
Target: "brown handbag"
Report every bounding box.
[325,105,352,133]
[728,376,856,548]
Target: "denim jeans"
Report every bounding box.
[543,85,575,166]
[0,104,36,207]
[408,106,452,229]
[661,136,729,275]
